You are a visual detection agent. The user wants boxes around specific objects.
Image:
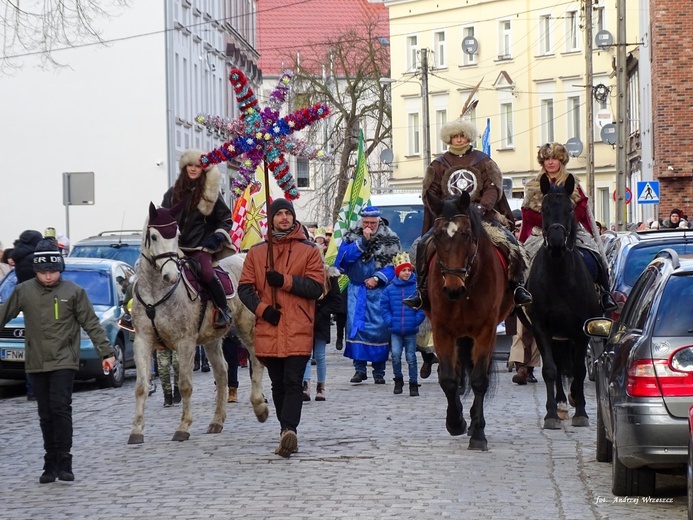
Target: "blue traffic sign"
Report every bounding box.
[636,181,660,205]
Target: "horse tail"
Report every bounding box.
[554,339,574,379]
[456,337,497,400]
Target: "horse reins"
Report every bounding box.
[134,274,182,350]
[434,214,479,284]
[542,222,574,251]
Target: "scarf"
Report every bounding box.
[342,223,401,269]
[271,223,296,241]
[448,144,471,156]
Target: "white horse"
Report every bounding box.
[128,202,268,444]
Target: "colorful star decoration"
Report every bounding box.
[196,68,332,200]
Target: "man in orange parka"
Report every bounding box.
[238,198,324,458]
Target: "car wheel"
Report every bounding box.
[688,439,693,520]
[611,443,656,496]
[596,391,613,463]
[98,336,125,389]
[586,342,595,382]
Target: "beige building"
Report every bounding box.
[384,0,638,226]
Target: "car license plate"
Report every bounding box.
[0,348,24,361]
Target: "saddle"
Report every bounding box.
[181,260,235,301]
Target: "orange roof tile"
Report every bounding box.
[257,0,389,76]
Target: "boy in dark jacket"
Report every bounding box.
[380,253,426,396]
[0,240,115,483]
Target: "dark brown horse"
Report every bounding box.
[427,192,515,451]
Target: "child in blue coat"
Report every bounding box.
[380,252,426,396]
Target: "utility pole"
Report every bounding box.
[585,0,595,204]
[615,0,627,230]
[420,48,431,170]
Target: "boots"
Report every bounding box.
[409,382,420,397]
[194,348,201,371]
[600,290,618,312]
[56,452,74,482]
[201,354,210,373]
[315,382,326,401]
[208,276,232,329]
[512,364,529,385]
[39,452,57,484]
[302,381,311,401]
[275,429,298,458]
[173,386,181,404]
[163,391,173,407]
[403,233,432,311]
[393,376,404,395]
[227,386,237,403]
[513,284,533,307]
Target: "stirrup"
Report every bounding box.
[601,293,618,312]
[213,307,231,329]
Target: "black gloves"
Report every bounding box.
[262,306,281,326]
[203,232,226,251]
[266,270,284,287]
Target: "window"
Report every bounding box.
[500,103,513,148]
[567,96,581,140]
[594,6,606,33]
[296,158,310,188]
[406,35,419,71]
[462,26,476,65]
[541,99,555,143]
[435,109,448,154]
[628,69,640,135]
[566,10,580,52]
[434,31,446,68]
[539,15,552,55]
[598,187,610,229]
[498,20,512,59]
[408,112,420,155]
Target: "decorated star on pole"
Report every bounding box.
[196,68,332,200]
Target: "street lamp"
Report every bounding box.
[380,52,431,171]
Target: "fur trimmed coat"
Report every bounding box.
[161,164,234,260]
[422,148,514,233]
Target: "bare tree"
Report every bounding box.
[283,19,391,222]
[0,0,129,70]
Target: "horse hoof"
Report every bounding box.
[256,406,269,423]
[127,433,144,445]
[172,431,190,442]
[468,438,488,451]
[544,418,562,430]
[446,419,468,436]
[206,423,223,434]
[572,416,590,427]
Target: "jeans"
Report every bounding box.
[258,355,310,433]
[28,369,76,453]
[353,359,386,378]
[391,333,418,382]
[303,338,326,383]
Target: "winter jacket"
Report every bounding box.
[161,164,233,258]
[314,270,341,343]
[238,223,324,358]
[0,277,113,373]
[380,274,426,336]
[11,230,42,283]
[422,149,514,234]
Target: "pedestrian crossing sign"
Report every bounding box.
[636,181,660,204]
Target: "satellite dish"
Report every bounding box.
[462,36,479,56]
[595,30,614,50]
[565,137,583,157]
[380,148,394,165]
[600,123,617,145]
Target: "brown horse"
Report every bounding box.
[426,192,515,451]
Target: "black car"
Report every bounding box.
[586,249,693,496]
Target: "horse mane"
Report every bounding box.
[440,194,485,240]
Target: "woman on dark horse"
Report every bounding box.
[161,149,235,328]
[519,143,617,313]
[405,118,531,311]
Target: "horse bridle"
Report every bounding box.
[434,214,479,283]
[542,222,574,251]
[141,228,181,272]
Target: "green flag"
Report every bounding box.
[324,130,371,290]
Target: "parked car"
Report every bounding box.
[585,248,693,496]
[69,230,142,268]
[0,258,136,387]
[585,228,693,381]
[688,405,693,519]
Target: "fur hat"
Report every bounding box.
[537,143,569,166]
[33,239,65,273]
[314,227,327,241]
[269,198,296,222]
[393,252,413,277]
[179,149,205,170]
[440,119,477,145]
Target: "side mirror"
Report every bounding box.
[583,317,613,339]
